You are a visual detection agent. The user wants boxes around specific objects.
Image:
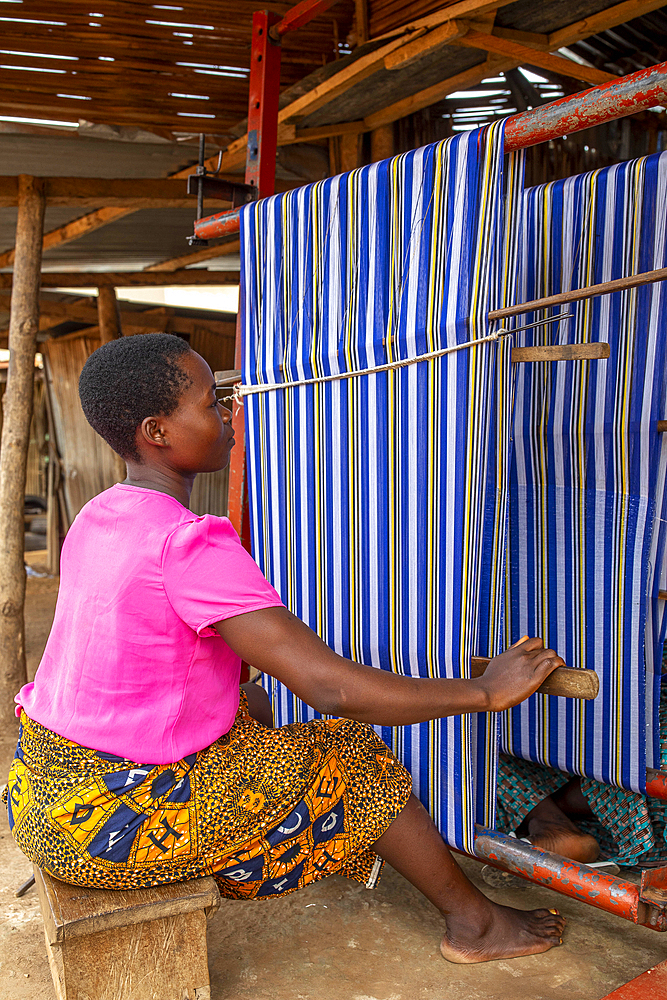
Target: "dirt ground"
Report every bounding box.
[1,560,666,1000]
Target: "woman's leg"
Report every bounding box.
[372,793,565,964]
[241,680,274,728]
[520,779,599,863]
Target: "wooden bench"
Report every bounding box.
[34,867,221,1000]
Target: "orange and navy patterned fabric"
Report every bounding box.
[6,692,412,898]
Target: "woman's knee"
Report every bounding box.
[241,680,274,728]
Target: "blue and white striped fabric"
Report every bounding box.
[502,151,667,792]
[240,124,514,851]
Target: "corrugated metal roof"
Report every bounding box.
[0,132,199,179]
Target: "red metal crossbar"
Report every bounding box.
[273,0,340,37]
[471,827,667,932]
[504,59,667,150]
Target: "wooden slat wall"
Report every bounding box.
[43,327,233,524]
[0,379,44,499]
[43,334,125,524]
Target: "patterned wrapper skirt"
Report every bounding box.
[6,692,412,898]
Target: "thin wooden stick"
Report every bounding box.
[489,266,667,321]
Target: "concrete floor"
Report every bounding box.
[1,561,666,1000]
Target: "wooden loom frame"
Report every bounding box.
[198,0,667,940]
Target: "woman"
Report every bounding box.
[6,333,566,965]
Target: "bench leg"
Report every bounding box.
[44,909,211,1000]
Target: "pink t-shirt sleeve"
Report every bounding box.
[162,514,284,636]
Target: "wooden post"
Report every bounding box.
[0,175,45,729]
[354,0,368,44]
[370,124,394,162]
[96,286,122,343]
[339,132,362,172]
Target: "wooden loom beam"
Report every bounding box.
[490,265,667,321]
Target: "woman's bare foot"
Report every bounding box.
[373,794,567,968]
[524,795,600,863]
[440,901,565,964]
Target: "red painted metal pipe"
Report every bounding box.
[473,826,667,931]
[194,61,667,242]
[194,207,242,242]
[504,60,667,151]
[646,768,667,802]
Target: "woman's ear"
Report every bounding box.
[140,416,168,448]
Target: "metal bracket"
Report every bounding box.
[641,866,667,907]
[186,174,257,207]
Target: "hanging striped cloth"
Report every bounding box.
[502,150,667,792]
[239,123,516,851]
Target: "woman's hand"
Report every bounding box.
[474,637,564,713]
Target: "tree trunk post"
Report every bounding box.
[97,286,122,343]
[0,175,45,730]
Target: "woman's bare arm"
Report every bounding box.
[215,607,563,725]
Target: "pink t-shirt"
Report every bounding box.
[16,484,284,764]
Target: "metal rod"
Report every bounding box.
[496,312,572,334]
[472,826,667,931]
[196,133,206,222]
[489,266,667,321]
[504,60,667,151]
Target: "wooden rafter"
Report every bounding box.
[0,208,136,271]
[0,177,235,209]
[0,292,237,337]
[456,30,617,87]
[143,240,241,273]
[0,271,240,289]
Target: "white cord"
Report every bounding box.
[226,330,505,405]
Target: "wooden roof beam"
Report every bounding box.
[0,208,135,270]
[0,271,240,289]
[144,240,241,273]
[548,0,667,49]
[0,177,236,209]
[456,30,617,86]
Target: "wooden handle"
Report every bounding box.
[470,657,599,700]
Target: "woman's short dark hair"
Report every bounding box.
[79,333,193,461]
